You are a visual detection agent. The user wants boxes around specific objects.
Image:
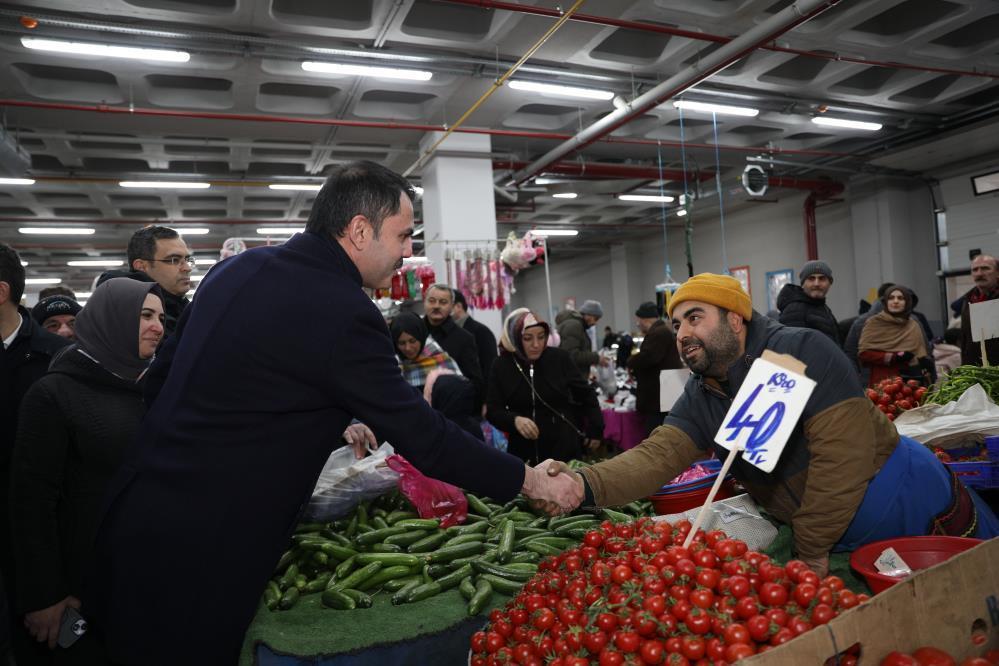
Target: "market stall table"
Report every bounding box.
[601,407,647,450]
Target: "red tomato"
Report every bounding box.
[696,568,721,590]
[725,643,756,662]
[746,614,772,642]
[681,636,706,661]
[723,623,751,646]
[705,530,726,548]
[596,613,619,633]
[531,608,555,631]
[837,589,858,610]
[960,659,992,666]
[640,639,665,664]
[811,603,835,626]
[584,629,609,655]
[881,652,919,666]
[689,588,715,609]
[706,637,727,662]
[692,549,718,569]
[583,530,605,548]
[770,627,794,646]
[793,582,817,607]
[471,631,487,653]
[734,595,759,620]
[612,565,633,584]
[614,631,640,654]
[599,649,624,666]
[727,575,751,598]
[684,609,712,635]
[759,582,788,607]
[494,619,513,638]
[911,647,957,666]
[485,631,505,653]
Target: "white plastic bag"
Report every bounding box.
[894,383,999,448]
[652,493,779,551]
[305,443,399,521]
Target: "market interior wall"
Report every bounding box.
[511,193,860,335]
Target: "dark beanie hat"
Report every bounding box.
[635,301,659,318]
[32,295,82,325]
[799,260,833,284]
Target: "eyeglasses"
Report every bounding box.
[148,255,196,267]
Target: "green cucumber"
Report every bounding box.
[393,518,441,530]
[523,541,561,557]
[426,541,485,563]
[278,587,300,610]
[471,560,535,582]
[384,530,434,547]
[334,555,357,581]
[435,563,473,591]
[385,510,418,524]
[340,588,373,609]
[319,530,352,547]
[357,565,416,591]
[477,573,525,595]
[403,581,443,603]
[407,531,448,553]
[354,525,409,546]
[383,574,421,592]
[459,577,477,600]
[370,543,403,553]
[497,519,516,564]
[304,572,333,593]
[321,588,355,610]
[391,578,423,605]
[354,552,422,568]
[443,533,486,548]
[465,493,492,517]
[328,561,383,592]
[601,507,633,523]
[447,520,489,536]
[263,584,280,611]
[370,516,389,530]
[468,579,493,616]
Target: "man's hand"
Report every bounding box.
[342,423,377,459]
[583,438,601,451]
[598,356,611,367]
[514,416,540,440]
[801,555,829,578]
[24,595,80,649]
[522,460,583,516]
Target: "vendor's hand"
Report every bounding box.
[801,555,830,578]
[583,438,601,451]
[598,356,610,368]
[522,460,583,516]
[514,416,540,440]
[24,595,80,649]
[342,423,377,459]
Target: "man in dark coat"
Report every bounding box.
[555,300,608,378]
[777,260,840,346]
[0,243,70,665]
[422,284,484,404]
[960,253,999,366]
[86,162,578,665]
[627,302,684,434]
[98,225,193,336]
[452,288,498,383]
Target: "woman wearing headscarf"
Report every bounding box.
[10,278,164,662]
[389,312,462,392]
[486,308,603,465]
[857,284,932,388]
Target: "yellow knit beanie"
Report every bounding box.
[667,273,753,321]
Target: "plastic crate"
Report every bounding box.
[986,435,999,462]
[946,460,998,489]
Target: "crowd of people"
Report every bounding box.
[1,158,997,664]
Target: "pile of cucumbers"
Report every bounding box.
[264,487,652,616]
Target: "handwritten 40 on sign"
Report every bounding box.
[714,354,816,473]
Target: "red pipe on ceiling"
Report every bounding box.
[437,0,999,80]
[0,99,866,160]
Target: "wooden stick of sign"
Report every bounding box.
[982,328,990,367]
[681,446,741,550]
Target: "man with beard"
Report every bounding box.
[959,253,999,366]
[540,273,999,576]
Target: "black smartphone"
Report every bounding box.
[56,606,88,649]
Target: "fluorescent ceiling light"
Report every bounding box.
[177,228,211,235]
[413,226,424,237]
[22,37,190,63]
[189,275,205,282]
[677,209,688,217]
[257,227,305,235]
[25,278,62,285]
[20,261,28,267]
[19,227,96,235]
[413,186,424,196]
[0,177,35,186]
[269,184,323,192]
[77,300,88,306]
[618,194,675,203]
[532,229,578,237]
[811,116,882,131]
[195,259,217,266]
[66,259,124,267]
[76,291,93,299]
[508,80,614,101]
[119,181,210,189]
[403,257,431,265]
[552,192,578,199]
[673,100,759,117]
[302,61,432,81]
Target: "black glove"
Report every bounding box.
[896,351,915,364]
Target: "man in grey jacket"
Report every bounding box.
[555,299,608,377]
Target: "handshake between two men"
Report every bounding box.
[520,460,584,516]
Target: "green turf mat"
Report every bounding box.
[239,585,509,665]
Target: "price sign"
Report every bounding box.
[714,351,815,473]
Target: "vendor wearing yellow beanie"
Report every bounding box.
[667,273,753,321]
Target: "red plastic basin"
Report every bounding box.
[648,479,736,515]
[850,535,982,594]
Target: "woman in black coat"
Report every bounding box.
[486,308,604,465]
[11,278,165,662]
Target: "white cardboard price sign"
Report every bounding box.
[970,300,999,342]
[714,351,816,473]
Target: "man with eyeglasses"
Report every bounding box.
[98,225,193,336]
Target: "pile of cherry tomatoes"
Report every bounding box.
[470,517,869,665]
[866,378,927,421]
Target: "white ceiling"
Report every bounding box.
[1,0,998,292]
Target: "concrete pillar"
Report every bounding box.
[419,131,503,336]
